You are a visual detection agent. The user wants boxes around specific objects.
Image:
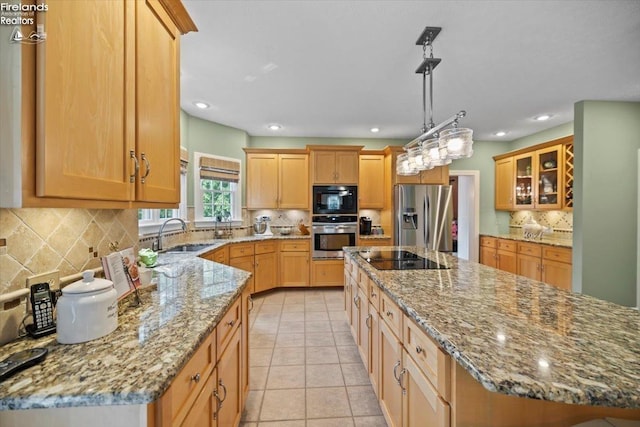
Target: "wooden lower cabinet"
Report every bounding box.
[311,259,345,286]
[203,247,229,265]
[368,301,380,395]
[254,251,277,293]
[356,286,370,370]
[215,328,242,427]
[379,316,403,427]
[516,241,572,290]
[229,255,255,294]
[402,350,450,427]
[241,288,251,405]
[181,368,216,427]
[279,241,310,286]
[542,258,572,291]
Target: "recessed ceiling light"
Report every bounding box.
[534,114,552,121]
[494,131,507,137]
[194,101,209,109]
[268,124,282,131]
[370,127,380,133]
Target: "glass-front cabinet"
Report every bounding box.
[514,145,562,210]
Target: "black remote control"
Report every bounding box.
[0,348,48,382]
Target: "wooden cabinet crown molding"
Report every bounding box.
[493,135,573,161]
[243,148,307,154]
[306,144,365,152]
[157,0,198,34]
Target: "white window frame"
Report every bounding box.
[138,171,188,235]
[193,152,242,228]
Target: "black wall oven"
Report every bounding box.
[311,215,357,259]
[312,185,358,215]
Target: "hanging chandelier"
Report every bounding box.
[397,26,474,176]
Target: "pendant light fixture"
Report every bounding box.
[398,26,473,176]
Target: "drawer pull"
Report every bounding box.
[371,290,376,298]
[386,310,393,318]
[416,345,423,354]
[191,373,201,383]
[226,319,236,327]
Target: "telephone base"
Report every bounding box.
[26,323,56,339]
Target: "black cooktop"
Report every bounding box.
[359,249,449,270]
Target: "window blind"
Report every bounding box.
[199,156,240,182]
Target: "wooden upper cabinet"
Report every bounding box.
[279,154,309,208]
[310,146,362,184]
[135,0,181,204]
[495,157,514,210]
[245,150,308,209]
[11,0,195,208]
[35,0,133,202]
[493,136,572,212]
[359,154,385,209]
[245,152,279,209]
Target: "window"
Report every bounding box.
[138,148,188,235]
[194,152,241,225]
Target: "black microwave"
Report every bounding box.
[312,185,358,215]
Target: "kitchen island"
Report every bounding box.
[0,253,251,426]
[345,246,640,426]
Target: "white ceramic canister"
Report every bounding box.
[56,270,118,344]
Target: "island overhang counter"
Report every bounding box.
[344,246,640,426]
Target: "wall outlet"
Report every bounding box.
[26,270,60,291]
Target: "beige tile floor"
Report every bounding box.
[240,288,388,427]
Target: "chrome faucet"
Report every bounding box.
[156,218,187,251]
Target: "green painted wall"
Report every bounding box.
[181,113,249,205]
[574,101,640,306]
[249,136,404,150]
[450,140,512,234]
[510,122,574,151]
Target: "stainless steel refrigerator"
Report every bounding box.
[394,184,453,251]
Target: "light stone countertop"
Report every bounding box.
[481,232,573,248]
[0,252,251,410]
[345,246,639,409]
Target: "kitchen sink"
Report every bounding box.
[165,244,213,253]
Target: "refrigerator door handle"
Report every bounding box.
[424,195,429,248]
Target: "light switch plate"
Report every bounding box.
[26,270,60,291]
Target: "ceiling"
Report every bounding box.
[180,1,640,142]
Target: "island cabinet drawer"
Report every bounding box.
[162,331,216,427]
[357,267,368,292]
[217,298,241,355]
[255,241,276,255]
[380,292,402,338]
[230,243,254,258]
[497,238,516,252]
[403,316,451,401]
[480,236,497,248]
[280,240,309,252]
[517,242,542,257]
[543,246,572,263]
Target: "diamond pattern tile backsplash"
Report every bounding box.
[509,210,573,237]
[0,208,138,295]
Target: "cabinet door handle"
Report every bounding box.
[392,360,401,384]
[191,373,201,383]
[399,368,407,395]
[386,310,393,318]
[226,319,235,327]
[248,296,254,312]
[214,379,228,409]
[370,290,376,298]
[140,153,151,183]
[129,150,139,183]
[365,313,372,329]
[416,345,423,354]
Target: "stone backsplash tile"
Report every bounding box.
[509,210,573,238]
[0,208,138,295]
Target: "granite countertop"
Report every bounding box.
[481,232,573,248]
[345,246,640,409]
[359,234,392,240]
[0,254,251,410]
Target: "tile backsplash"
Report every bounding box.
[0,208,138,295]
[509,210,573,238]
